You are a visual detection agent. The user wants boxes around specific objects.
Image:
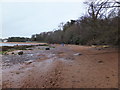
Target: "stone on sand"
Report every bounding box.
[73,53,82,56]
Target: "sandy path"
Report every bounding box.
[2,45,118,88]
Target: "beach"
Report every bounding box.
[1,44,118,88]
[0,42,47,46]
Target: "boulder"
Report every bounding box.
[18,51,23,55]
[73,53,82,56]
[45,48,50,50]
[24,60,33,65]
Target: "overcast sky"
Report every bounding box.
[1,0,87,39]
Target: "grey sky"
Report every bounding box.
[1,1,87,39]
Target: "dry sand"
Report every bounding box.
[1,45,119,88]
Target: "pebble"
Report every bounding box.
[73,53,82,56]
[98,60,103,63]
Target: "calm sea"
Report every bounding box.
[0,43,30,46]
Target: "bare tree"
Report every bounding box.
[84,0,119,19]
[58,22,64,30]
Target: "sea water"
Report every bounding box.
[0,43,30,46]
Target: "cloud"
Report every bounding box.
[1,0,85,3]
[1,2,86,38]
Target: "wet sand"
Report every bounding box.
[1,45,119,88]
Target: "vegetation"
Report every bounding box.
[7,37,30,42]
[30,0,119,46]
[6,0,119,46]
[0,51,6,54]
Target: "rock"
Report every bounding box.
[98,60,103,63]
[106,76,110,78]
[58,71,61,74]
[18,51,23,55]
[73,53,82,56]
[45,48,50,50]
[11,52,14,54]
[6,50,23,55]
[24,60,33,65]
[96,48,103,50]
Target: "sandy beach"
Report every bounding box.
[1,45,118,88]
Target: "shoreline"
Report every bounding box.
[0,42,47,45]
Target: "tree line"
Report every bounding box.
[7,0,119,46]
[7,37,30,42]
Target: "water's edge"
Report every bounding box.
[0,43,30,46]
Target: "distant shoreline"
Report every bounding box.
[0,42,47,45]
[0,42,48,47]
